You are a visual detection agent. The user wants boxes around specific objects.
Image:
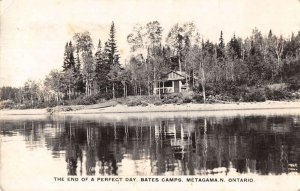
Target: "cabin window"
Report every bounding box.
[163,81,172,87]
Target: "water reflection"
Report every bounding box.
[1,114,300,176]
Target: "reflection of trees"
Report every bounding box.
[194,118,208,174]
[2,115,300,175]
[190,116,300,175]
[95,123,118,175]
[86,127,96,175]
[202,118,207,174]
[65,123,82,176]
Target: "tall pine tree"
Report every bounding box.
[94,39,110,93]
[217,31,225,60]
[228,34,242,59]
[107,22,120,67]
[62,41,76,71]
[62,41,76,99]
[106,22,121,98]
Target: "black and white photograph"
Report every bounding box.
[1,0,300,190]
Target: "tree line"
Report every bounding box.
[1,21,300,108]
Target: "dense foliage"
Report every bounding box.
[1,21,300,108]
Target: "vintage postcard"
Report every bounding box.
[1,0,300,191]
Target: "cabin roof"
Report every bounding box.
[163,70,188,81]
[154,70,197,82]
[166,70,187,76]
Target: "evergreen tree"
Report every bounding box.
[107,22,120,66]
[217,31,225,60]
[106,22,122,98]
[75,49,81,75]
[94,39,110,93]
[228,34,242,59]
[68,42,75,69]
[95,40,103,65]
[62,41,76,71]
[62,42,69,71]
[268,30,273,39]
[62,41,76,99]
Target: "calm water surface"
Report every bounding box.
[1,111,300,176]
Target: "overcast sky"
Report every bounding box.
[1,0,300,87]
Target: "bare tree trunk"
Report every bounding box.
[87,81,89,96]
[148,77,151,96]
[185,59,187,82]
[158,81,161,97]
[133,84,135,96]
[123,82,126,98]
[89,81,91,96]
[148,84,150,96]
[90,82,92,96]
[225,64,228,81]
[139,85,142,96]
[85,81,88,96]
[31,95,33,106]
[68,85,71,100]
[112,83,115,99]
[200,63,206,104]
[277,55,280,70]
[275,38,284,83]
[231,61,234,81]
[241,42,244,61]
[192,62,195,87]
[72,87,74,98]
[179,53,181,72]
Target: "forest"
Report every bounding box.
[1,21,300,109]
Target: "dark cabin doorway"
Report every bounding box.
[174,81,180,93]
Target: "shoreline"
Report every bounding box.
[1,100,300,115]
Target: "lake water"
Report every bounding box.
[1,110,300,177]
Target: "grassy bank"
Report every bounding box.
[1,99,300,115]
[58,100,300,114]
[2,87,300,115]
[1,83,300,111]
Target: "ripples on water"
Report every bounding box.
[1,112,300,176]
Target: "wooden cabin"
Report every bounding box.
[153,71,195,94]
